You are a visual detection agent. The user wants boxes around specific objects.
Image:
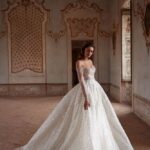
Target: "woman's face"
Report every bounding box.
[84,46,94,58]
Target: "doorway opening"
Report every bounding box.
[121,0,132,105]
[71,40,93,87]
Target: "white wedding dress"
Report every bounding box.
[16,66,134,150]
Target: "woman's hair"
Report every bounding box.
[78,42,95,60]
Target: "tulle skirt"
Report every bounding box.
[16,79,134,150]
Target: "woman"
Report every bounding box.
[16,43,134,150]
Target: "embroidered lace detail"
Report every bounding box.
[81,66,96,80]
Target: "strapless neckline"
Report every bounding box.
[81,65,95,70]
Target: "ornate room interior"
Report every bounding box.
[0,0,150,149]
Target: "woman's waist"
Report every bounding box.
[84,76,95,81]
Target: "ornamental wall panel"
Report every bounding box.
[67,18,97,38]
[6,0,48,83]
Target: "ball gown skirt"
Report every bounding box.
[16,67,134,150]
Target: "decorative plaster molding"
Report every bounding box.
[35,0,50,11]
[1,0,49,11]
[98,30,112,38]
[5,0,48,73]
[62,0,103,15]
[61,0,104,39]
[0,0,50,38]
[61,0,103,27]
[47,30,66,41]
[0,0,13,12]
[67,18,97,38]
[133,2,144,20]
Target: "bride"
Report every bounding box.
[16,43,134,150]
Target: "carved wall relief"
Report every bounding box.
[62,0,103,17]
[6,0,48,73]
[67,18,97,38]
[47,30,65,42]
[98,30,112,38]
[61,0,104,40]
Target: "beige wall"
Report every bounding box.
[132,0,150,125]
[109,0,150,125]
[46,35,68,83]
[109,0,121,101]
[0,36,8,83]
[0,0,111,95]
[132,0,150,100]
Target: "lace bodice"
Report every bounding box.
[76,65,96,99]
[81,66,96,80]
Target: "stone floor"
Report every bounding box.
[0,96,149,150]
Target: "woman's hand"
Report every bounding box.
[84,99,90,110]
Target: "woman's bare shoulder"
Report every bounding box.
[76,60,85,70]
[76,60,83,65]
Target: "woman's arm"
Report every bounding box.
[76,61,90,110]
[76,60,88,99]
